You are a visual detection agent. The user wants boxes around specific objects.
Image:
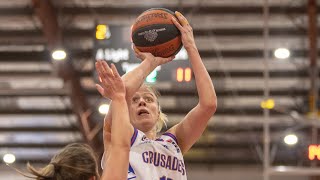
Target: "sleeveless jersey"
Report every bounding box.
[127,128,187,180]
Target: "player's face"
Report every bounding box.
[129,86,159,133]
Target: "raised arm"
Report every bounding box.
[168,11,217,154]
[97,48,174,152]
[95,62,133,180]
[123,48,175,99]
[97,47,174,102]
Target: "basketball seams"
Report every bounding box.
[144,7,175,15]
[132,10,177,32]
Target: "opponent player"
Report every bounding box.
[22,63,132,180]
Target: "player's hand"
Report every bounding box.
[132,44,175,68]
[171,11,196,51]
[95,60,126,100]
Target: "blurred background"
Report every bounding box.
[0,0,319,179]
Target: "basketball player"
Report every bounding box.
[22,64,132,180]
[96,11,217,180]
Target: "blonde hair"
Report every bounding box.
[22,143,100,180]
[143,85,168,133]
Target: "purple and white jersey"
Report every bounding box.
[127,129,187,180]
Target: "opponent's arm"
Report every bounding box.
[96,63,133,180]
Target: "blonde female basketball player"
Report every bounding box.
[96,11,217,180]
[23,64,132,180]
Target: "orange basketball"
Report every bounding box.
[131,8,182,58]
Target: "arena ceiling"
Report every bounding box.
[0,0,319,167]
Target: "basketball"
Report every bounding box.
[131,8,182,58]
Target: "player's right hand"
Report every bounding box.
[132,44,175,68]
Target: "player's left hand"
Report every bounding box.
[171,11,196,51]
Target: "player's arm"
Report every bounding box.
[100,52,171,131]
[123,48,175,99]
[96,63,133,180]
[101,98,132,180]
[96,58,156,154]
[167,11,217,154]
[97,49,174,150]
